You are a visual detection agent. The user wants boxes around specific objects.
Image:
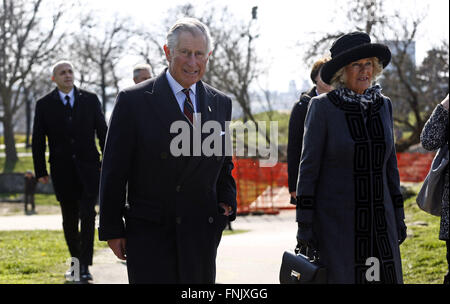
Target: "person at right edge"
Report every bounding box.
[296,32,406,283]
[420,94,449,284]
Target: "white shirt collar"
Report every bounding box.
[58,88,75,105]
[165,69,196,96]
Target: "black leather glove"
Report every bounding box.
[397,219,407,244]
[395,209,407,245]
[296,222,316,256]
[290,196,297,205]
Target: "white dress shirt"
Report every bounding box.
[58,88,75,108]
[165,70,197,113]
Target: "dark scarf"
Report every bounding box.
[334,84,383,110]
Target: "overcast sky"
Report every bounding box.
[80,0,449,92]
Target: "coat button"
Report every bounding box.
[160,152,168,159]
[176,217,181,224]
[176,185,181,192]
[72,154,76,159]
[208,217,214,224]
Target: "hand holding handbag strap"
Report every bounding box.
[295,242,320,262]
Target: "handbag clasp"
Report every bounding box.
[291,270,301,281]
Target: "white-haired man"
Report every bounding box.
[32,60,108,282]
[99,18,237,284]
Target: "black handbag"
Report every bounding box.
[279,247,327,284]
[416,144,448,216]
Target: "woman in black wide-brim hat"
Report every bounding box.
[295,32,406,283]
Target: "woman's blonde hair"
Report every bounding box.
[330,57,383,89]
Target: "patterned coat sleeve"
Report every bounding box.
[420,104,449,151]
[296,98,327,223]
[385,98,405,216]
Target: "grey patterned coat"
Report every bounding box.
[420,104,449,241]
[296,91,404,283]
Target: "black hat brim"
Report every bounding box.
[321,43,391,85]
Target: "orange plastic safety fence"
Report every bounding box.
[396,152,435,182]
[232,153,434,214]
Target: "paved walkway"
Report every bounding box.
[0,210,297,284]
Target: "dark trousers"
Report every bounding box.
[444,241,450,284]
[59,197,96,266]
[447,240,450,272]
[125,218,179,284]
[24,194,35,213]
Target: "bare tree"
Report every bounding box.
[301,0,390,66]
[203,7,262,124]
[128,29,164,77]
[22,63,55,149]
[0,0,65,169]
[382,41,449,150]
[130,4,197,76]
[134,4,265,124]
[70,14,134,114]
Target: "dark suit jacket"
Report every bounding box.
[287,86,317,192]
[32,87,107,201]
[98,71,237,283]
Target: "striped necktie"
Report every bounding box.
[182,88,194,124]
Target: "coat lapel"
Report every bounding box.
[144,71,187,133]
[50,88,63,105]
[195,81,216,124]
[72,86,82,123]
[145,70,219,186]
[49,87,69,118]
[49,86,80,114]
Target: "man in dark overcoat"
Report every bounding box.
[98,18,237,284]
[32,60,108,282]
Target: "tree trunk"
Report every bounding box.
[2,110,19,172]
[100,63,107,114]
[25,90,32,149]
[395,126,422,152]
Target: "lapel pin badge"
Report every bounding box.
[208,106,212,112]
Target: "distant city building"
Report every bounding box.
[288,80,298,99]
[299,79,310,95]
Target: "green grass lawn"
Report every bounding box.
[0,146,29,154]
[0,230,108,284]
[0,193,59,207]
[0,156,37,174]
[0,134,27,145]
[401,195,447,284]
[223,229,248,236]
[0,228,247,284]
[34,194,59,206]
